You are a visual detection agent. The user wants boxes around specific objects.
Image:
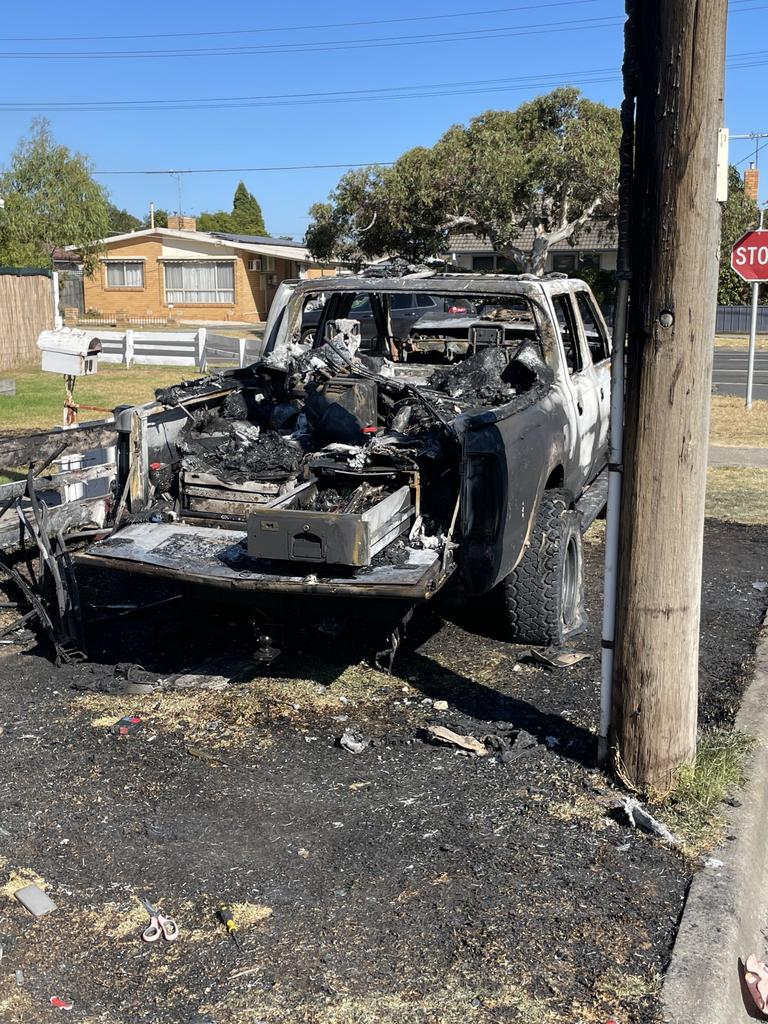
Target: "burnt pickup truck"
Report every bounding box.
[77,274,610,656]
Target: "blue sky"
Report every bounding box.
[0,0,766,239]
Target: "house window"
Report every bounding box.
[553,252,601,274]
[105,261,144,288]
[577,253,601,270]
[552,253,577,274]
[472,256,495,272]
[164,261,235,304]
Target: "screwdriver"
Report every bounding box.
[217,906,242,949]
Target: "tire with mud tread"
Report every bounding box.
[500,490,586,646]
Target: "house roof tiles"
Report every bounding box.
[447,220,618,254]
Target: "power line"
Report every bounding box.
[2,0,761,43]
[0,0,599,42]
[0,16,623,60]
[734,139,768,167]
[0,69,621,113]
[4,49,764,115]
[93,162,397,176]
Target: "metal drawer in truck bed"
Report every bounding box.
[247,481,413,566]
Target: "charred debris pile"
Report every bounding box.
[152,325,551,568]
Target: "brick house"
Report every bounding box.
[74,217,334,323]
[444,221,619,274]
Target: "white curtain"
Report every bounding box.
[124,262,143,287]
[106,261,144,287]
[165,262,234,303]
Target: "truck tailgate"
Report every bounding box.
[77,523,448,600]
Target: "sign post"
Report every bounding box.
[730,219,768,409]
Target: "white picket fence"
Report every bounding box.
[79,328,265,370]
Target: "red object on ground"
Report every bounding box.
[112,715,142,736]
[731,229,768,282]
[50,997,73,1010]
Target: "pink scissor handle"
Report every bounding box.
[142,917,162,943]
[160,916,178,942]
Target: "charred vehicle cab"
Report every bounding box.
[78,274,610,657]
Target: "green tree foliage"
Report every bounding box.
[306,88,621,274]
[718,165,760,305]
[197,210,235,232]
[142,208,169,229]
[107,203,142,234]
[230,181,267,234]
[576,263,616,311]
[198,181,267,235]
[0,119,111,274]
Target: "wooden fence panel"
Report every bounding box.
[0,270,54,371]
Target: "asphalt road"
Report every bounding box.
[713,347,768,401]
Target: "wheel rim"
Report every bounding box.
[562,534,580,627]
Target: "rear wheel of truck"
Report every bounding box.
[500,491,586,646]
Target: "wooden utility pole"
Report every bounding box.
[611,0,729,790]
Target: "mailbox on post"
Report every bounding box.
[37,328,103,425]
[37,328,102,376]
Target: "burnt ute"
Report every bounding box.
[79,274,611,646]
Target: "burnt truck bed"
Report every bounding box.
[77,522,449,601]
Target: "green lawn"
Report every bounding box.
[0,363,193,435]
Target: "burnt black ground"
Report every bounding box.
[0,519,766,1024]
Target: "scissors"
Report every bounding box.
[139,896,179,943]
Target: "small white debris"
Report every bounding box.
[339,728,369,754]
[620,797,682,848]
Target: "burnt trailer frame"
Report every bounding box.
[76,274,610,640]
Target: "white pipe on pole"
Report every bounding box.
[598,276,628,764]
[597,0,635,765]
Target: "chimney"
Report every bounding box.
[744,163,759,203]
[167,215,197,232]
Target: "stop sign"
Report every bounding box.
[731,229,768,282]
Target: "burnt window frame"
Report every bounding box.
[550,293,583,375]
[572,289,611,365]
